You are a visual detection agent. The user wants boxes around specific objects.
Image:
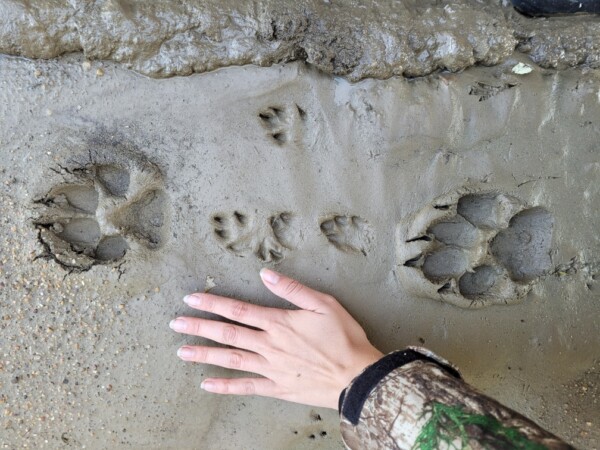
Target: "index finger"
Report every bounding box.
[259,269,333,313]
[183,293,280,330]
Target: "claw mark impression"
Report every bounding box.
[397,190,554,308]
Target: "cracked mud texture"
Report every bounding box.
[1,0,598,81]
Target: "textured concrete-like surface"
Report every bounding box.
[1,0,599,81]
[0,55,599,448]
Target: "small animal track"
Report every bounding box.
[397,190,554,308]
[34,153,168,271]
[320,215,373,256]
[258,104,306,145]
[468,82,519,102]
[212,211,296,263]
[289,411,330,445]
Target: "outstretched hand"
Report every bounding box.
[169,269,383,409]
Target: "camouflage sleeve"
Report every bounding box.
[338,348,574,450]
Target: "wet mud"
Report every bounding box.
[0,0,598,80]
[0,55,598,448]
[0,1,599,449]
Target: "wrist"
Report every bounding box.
[333,347,384,409]
[338,348,461,421]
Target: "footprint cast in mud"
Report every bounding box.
[397,190,554,308]
[211,209,375,262]
[33,154,168,271]
[320,214,373,256]
[258,104,307,146]
[212,211,297,263]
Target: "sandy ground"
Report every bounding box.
[0,40,599,450]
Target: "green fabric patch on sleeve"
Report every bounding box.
[413,402,548,450]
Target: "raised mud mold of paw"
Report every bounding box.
[33,153,168,271]
[320,215,373,256]
[397,190,554,308]
[212,211,297,263]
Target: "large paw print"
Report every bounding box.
[34,159,168,271]
[397,191,554,308]
[212,211,297,263]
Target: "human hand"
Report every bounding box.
[169,269,383,409]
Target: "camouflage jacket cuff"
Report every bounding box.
[338,347,461,425]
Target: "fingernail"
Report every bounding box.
[260,268,280,285]
[169,318,187,332]
[183,295,201,307]
[201,380,215,391]
[177,347,194,359]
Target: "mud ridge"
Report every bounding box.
[1,1,598,80]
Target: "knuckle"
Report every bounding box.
[190,320,203,336]
[195,347,209,362]
[203,295,216,312]
[222,325,238,345]
[284,280,303,297]
[220,381,230,394]
[243,381,255,395]
[231,302,249,320]
[272,310,293,329]
[228,352,243,369]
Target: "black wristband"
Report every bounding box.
[339,349,461,425]
[512,0,600,16]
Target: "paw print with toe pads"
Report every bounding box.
[397,190,554,308]
[212,211,297,263]
[320,215,373,256]
[34,152,168,271]
[258,104,306,145]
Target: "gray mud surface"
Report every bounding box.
[1,0,599,80]
[0,53,599,448]
[1,1,600,449]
